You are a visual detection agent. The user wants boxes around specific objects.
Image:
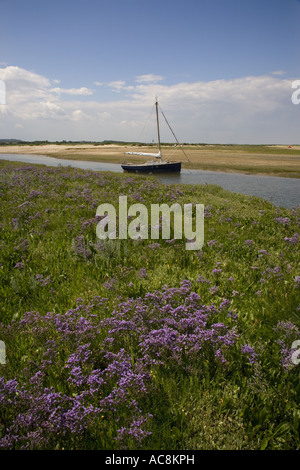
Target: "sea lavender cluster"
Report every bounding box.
[72,235,93,259]
[0,281,258,450]
[35,274,51,287]
[284,233,298,245]
[0,305,151,449]
[274,217,291,225]
[101,280,241,367]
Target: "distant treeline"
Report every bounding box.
[0,139,210,146]
[0,140,298,149]
[0,139,155,146]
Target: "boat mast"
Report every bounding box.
[155,98,162,161]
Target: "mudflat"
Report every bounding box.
[0,143,300,177]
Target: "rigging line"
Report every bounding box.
[158,104,191,163]
[137,104,155,144]
[124,105,155,163]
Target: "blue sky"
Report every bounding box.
[0,0,299,143]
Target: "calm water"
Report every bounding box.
[0,153,299,209]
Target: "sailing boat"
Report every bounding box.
[121,99,182,173]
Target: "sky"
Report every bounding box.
[0,0,300,144]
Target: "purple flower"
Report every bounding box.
[35,274,51,286]
[14,262,25,269]
[241,344,257,364]
[274,217,290,225]
[284,233,298,245]
[196,276,211,284]
[209,285,219,294]
[147,243,161,251]
[12,218,19,230]
[212,268,222,275]
[258,249,270,256]
[14,239,29,252]
[28,190,43,199]
[73,235,92,259]
[138,268,147,279]
[103,278,117,290]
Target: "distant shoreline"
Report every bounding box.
[1,143,300,178]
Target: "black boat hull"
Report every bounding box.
[121,162,181,173]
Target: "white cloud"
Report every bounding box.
[135,74,164,83]
[0,65,298,144]
[106,81,134,93]
[0,79,5,105]
[271,70,286,76]
[107,80,127,92]
[50,86,93,95]
[71,109,91,121]
[0,65,51,89]
[97,111,112,121]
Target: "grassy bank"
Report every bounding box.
[0,160,299,450]
[1,143,300,177]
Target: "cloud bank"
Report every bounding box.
[0,65,298,143]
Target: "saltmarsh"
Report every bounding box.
[0,160,299,450]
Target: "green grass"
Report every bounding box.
[0,160,299,450]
